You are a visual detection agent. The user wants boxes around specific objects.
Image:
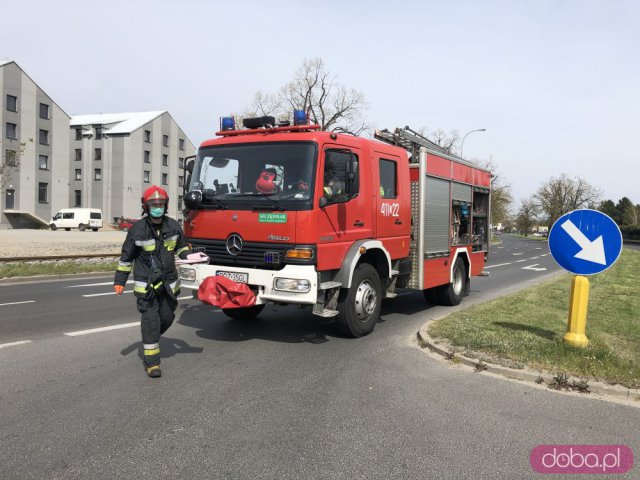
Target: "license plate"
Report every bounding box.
[216,271,248,283]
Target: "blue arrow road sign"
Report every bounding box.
[548,209,623,275]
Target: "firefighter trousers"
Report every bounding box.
[136,290,178,367]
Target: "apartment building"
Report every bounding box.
[0,59,196,228]
[1,60,71,228]
[69,111,195,222]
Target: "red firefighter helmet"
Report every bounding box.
[141,185,169,212]
[255,168,279,194]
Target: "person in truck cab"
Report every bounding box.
[113,185,191,378]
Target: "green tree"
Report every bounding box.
[616,197,638,226]
[516,198,539,236]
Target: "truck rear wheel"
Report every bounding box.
[79,224,86,231]
[437,257,467,306]
[335,263,382,338]
[222,304,265,320]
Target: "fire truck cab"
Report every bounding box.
[179,114,491,337]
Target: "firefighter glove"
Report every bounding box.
[114,284,125,295]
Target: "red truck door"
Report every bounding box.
[315,145,373,271]
[374,151,410,259]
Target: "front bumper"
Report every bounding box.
[179,264,318,305]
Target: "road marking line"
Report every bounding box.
[0,340,32,349]
[64,322,140,336]
[541,253,550,257]
[522,264,547,272]
[512,252,524,256]
[529,256,540,259]
[535,247,543,250]
[82,291,133,297]
[69,280,133,288]
[484,262,512,269]
[515,259,527,263]
[0,300,36,307]
[177,295,193,300]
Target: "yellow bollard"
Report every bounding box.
[563,275,590,348]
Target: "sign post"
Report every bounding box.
[548,209,623,348]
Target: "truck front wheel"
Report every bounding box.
[222,304,265,320]
[335,263,382,338]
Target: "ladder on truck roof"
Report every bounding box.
[373,126,449,163]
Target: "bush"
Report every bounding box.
[620,225,640,239]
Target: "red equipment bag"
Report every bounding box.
[198,275,256,309]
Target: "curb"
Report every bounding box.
[0,271,114,286]
[417,328,640,404]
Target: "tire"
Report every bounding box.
[78,224,86,231]
[92,228,98,232]
[437,258,467,306]
[335,263,382,337]
[222,304,265,320]
[49,224,57,231]
[422,287,439,304]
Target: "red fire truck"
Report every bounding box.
[179,113,491,337]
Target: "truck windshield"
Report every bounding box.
[190,142,317,211]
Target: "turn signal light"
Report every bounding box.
[285,248,313,260]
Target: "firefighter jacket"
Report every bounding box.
[114,216,190,298]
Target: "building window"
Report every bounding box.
[178,175,184,187]
[39,129,49,145]
[95,127,103,140]
[74,190,82,207]
[163,135,169,147]
[5,149,17,166]
[178,195,183,210]
[178,157,184,169]
[39,103,50,120]
[75,149,82,161]
[94,168,102,181]
[38,183,48,203]
[162,173,168,185]
[75,128,82,140]
[144,150,150,163]
[6,95,18,112]
[144,130,151,143]
[95,148,102,161]
[6,122,17,139]
[75,169,82,180]
[39,154,49,170]
[144,170,150,183]
[162,154,168,166]
[179,138,185,151]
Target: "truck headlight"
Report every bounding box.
[274,278,311,293]
[179,267,196,282]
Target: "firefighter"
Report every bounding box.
[113,185,191,378]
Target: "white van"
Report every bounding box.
[50,208,103,231]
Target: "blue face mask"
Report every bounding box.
[149,207,165,218]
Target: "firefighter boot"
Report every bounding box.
[146,365,162,378]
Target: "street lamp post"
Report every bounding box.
[460,128,486,158]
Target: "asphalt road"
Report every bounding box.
[1,236,638,479]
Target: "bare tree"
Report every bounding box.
[429,128,459,154]
[516,198,539,236]
[246,58,369,134]
[534,174,601,227]
[0,138,31,190]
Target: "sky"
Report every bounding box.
[2,0,639,206]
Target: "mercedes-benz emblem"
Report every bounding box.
[226,233,243,256]
[232,214,238,221]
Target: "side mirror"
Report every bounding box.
[319,196,328,208]
[185,159,194,173]
[344,153,356,196]
[184,190,202,210]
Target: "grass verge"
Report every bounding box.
[0,260,118,279]
[428,248,640,389]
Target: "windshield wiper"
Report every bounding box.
[231,193,284,211]
[201,190,228,209]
